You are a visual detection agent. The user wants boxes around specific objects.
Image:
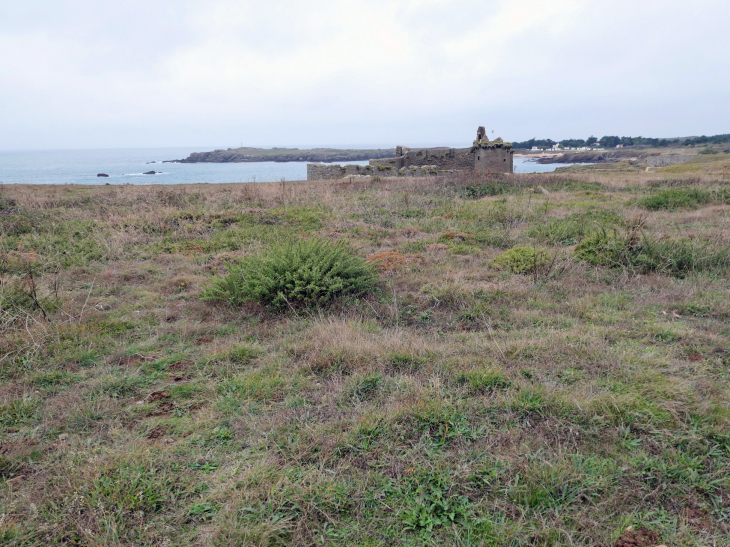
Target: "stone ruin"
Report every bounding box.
[307,126,513,180]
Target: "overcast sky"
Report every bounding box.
[1,0,728,150]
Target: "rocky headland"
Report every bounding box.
[166,147,396,163]
[535,150,641,164]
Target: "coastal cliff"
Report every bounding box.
[166,147,396,163]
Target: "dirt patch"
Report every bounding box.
[195,336,214,345]
[118,354,155,367]
[683,505,713,531]
[438,231,472,242]
[160,276,197,295]
[399,226,422,238]
[172,374,192,382]
[688,353,703,362]
[614,527,659,547]
[147,401,175,417]
[168,360,194,372]
[165,303,184,322]
[148,390,171,402]
[367,251,427,273]
[147,426,167,439]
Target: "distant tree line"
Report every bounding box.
[511,133,730,149]
[681,134,730,146]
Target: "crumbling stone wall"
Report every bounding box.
[307,127,514,180]
[307,163,404,180]
[370,147,475,170]
[306,163,458,181]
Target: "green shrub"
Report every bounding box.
[639,188,711,211]
[575,229,730,276]
[202,238,377,309]
[490,246,550,274]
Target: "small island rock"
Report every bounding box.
[97,173,109,177]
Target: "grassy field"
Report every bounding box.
[1,166,730,546]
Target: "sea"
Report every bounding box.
[0,148,578,185]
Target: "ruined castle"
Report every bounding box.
[306,126,514,180]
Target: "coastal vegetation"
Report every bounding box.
[1,159,730,545]
[202,238,377,309]
[512,132,730,149]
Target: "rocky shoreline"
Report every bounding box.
[534,150,639,164]
[165,147,396,164]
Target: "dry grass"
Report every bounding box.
[1,170,730,545]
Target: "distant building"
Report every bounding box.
[616,144,624,149]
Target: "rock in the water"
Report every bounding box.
[97,173,109,177]
[143,171,157,175]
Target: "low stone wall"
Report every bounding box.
[645,155,695,167]
[369,147,475,171]
[307,163,460,181]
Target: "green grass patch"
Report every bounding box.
[575,230,730,276]
[527,210,623,245]
[456,369,512,393]
[639,188,712,211]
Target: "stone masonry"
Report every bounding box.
[306,126,513,181]
[306,163,460,181]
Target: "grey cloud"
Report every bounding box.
[0,0,727,150]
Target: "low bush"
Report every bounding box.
[638,188,712,211]
[202,238,378,309]
[490,246,550,274]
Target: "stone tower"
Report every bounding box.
[473,126,513,173]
